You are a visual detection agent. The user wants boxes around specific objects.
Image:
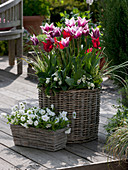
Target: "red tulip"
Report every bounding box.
[92,37,100,49]
[62,30,73,41]
[42,40,53,52]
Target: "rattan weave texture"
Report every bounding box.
[39,88,101,143]
[10,125,67,151]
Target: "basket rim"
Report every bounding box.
[10,124,67,133]
[39,86,101,94]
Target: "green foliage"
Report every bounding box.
[0,41,8,56]
[23,0,50,16]
[105,105,128,135]
[99,0,128,81]
[106,125,128,161]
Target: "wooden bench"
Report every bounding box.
[0,0,23,74]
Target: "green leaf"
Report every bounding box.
[65,78,74,86]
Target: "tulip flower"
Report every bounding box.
[61,37,70,47]
[40,23,54,32]
[42,40,53,52]
[74,27,82,38]
[46,35,54,43]
[91,27,100,39]
[92,37,100,49]
[65,17,76,27]
[62,30,73,41]
[30,34,39,46]
[52,27,62,37]
[77,17,90,27]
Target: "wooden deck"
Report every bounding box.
[0,56,126,170]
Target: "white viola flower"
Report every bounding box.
[27,119,33,125]
[65,128,71,134]
[19,110,25,115]
[58,80,62,85]
[42,115,50,122]
[46,124,51,128]
[46,78,50,84]
[39,109,45,115]
[17,114,20,118]
[11,111,16,116]
[21,123,28,128]
[48,111,55,116]
[11,105,18,111]
[19,102,26,110]
[46,95,51,98]
[90,83,95,88]
[72,112,77,119]
[88,86,91,89]
[63,117,69,121]
[46,108,51,113]
[28,114,35,119]
[86,0,94,5]
[27,110,33,115]
[66,76,70,79]
[54,77,58,81]
[82,77,86,83]
[77,79,81,85]
[0,112,7,118]
[52,71,58,77]
[51,104,54,110]
[21,116,25,122]
[34,120,38,126]
[55,117,60,124]
[60,111,67,118]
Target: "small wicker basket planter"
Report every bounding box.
[10,125,67,151]
[39,88,101,143]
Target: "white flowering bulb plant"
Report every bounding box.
[0,102,71,132]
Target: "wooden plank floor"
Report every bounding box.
[0,56,122,170]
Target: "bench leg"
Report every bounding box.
[16,34,23,75]
[8,40,15,66]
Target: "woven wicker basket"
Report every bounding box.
[39,88,101,143]
[10,125,67,151]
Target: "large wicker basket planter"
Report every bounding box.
[10,125,67,151]
[39,88,101,143]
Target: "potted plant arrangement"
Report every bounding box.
[23,0,50,35]
[27,16,128,143]
[1,102,71,151]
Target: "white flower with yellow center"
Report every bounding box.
[46,124,51,128]
[21,116,25,122]
[34,120,38,126]
[77,79,81,85]
[42,115,49,122]
[46,78,50,84]
[27,119,33,125]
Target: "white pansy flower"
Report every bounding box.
[40,109,45,115]
[65,128,71,134]
[46,108,51,113]
[27,119,33,125]
[55,117,60,124]
[19,110,25,115]
[0,113,7,118]
[34,120,38,126]
[27,110,33,115]
[11,111,16,116]
[77,79,81,85]
[19,102,26,110]
[82,77,86,83]
[11,105,18,111]
[52,71,58,77]
[46,124,51,128]
[21,116,25,122]
[46,78,50,84]
[48,111,55,116]
[66,76,70,79]
[46,95,51,98]
[21,123,28,128]
[28,114,35,119]
[90,83,95,88]
[42,115,49,122]
[54,77,58,81]
[72,112,76,119]
[86,0,94,5]
[17,114,20,118]
[60,111,67,118]
[58,80,62,85]
[51,104,54,110]
[88,86,91,89]
[63,117,68,121]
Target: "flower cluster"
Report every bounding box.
[0,102,71,132]
[29,17,104,95]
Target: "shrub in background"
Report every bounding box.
[99,0,128,80]
[0,41,8,56]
